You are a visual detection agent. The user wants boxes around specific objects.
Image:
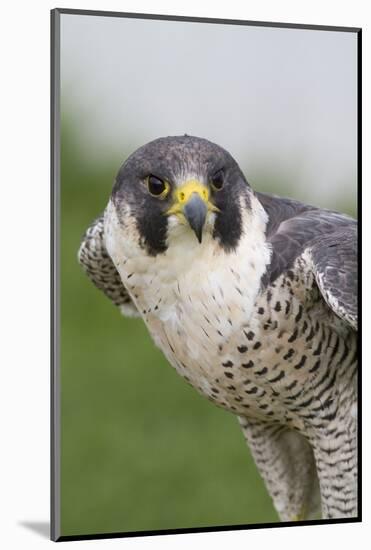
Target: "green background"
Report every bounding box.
[60,120,356,537]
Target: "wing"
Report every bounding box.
[307,225,357,330]
[78,215,139,317]
[257,191,357,330]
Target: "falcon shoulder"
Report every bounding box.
[257,191,357,331]
[78,215,139,317]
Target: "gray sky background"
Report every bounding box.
[61,14,357,209]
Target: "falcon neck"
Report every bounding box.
[113,194,271,326]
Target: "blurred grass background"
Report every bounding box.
[60,118,356,537]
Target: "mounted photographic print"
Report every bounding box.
[51,8,361,542]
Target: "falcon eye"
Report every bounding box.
[146,175,170,198]
[210,170,224,191]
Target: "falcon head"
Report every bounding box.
[110,135,254,256]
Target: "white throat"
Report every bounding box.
[104,194,271,333]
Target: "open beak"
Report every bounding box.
[166,179,219,243]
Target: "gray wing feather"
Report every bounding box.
[78,215,139,317]
[257,191,357,330]
[308,226,357,330]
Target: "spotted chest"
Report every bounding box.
[105,200,357,433]
[136,258,356,435]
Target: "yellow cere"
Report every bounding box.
[167,179,219,215]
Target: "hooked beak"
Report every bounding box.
[183,193,207,243]
[166,179,219,243]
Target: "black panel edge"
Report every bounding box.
[54,8,361,33]
[356,28,362,523]
[51,7,61,543]
[55,517,361,542]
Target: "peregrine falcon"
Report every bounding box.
[78,135,358,522]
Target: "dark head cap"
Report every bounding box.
[112,135,251,255]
